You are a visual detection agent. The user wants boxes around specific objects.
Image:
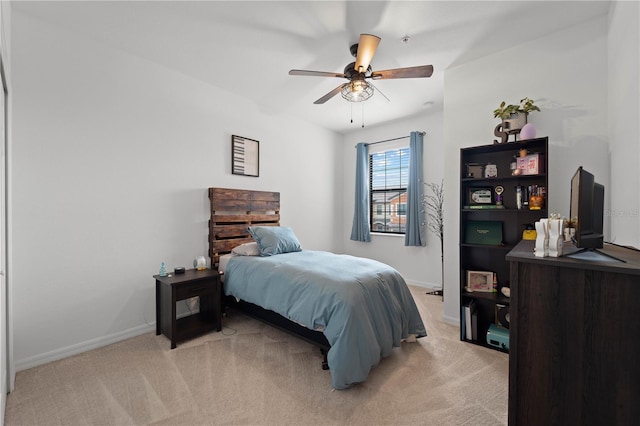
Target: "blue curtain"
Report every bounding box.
[350,142,371,242]
[405,131,425,246]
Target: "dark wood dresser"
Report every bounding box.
[506,240,640,425]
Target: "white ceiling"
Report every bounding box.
[14,1,611,134]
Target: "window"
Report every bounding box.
[369,147,410,234]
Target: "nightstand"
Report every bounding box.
[154,268,222,349]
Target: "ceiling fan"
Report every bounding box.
[289,34,433,104]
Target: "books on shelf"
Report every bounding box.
[471,309,478,341]
[464,205,506,209]
[463,300,478,341]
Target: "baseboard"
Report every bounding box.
[1,368,5,423]
[442,313,459,326]
[15,323,155,372]
[405,279,442,290]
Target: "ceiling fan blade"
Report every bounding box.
[313,83,348,104]
[368,82,390,102]
[370,65,434,79]
[354,34,381,74]
[289,69,346,78]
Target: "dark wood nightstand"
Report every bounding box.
[154,268,222,349]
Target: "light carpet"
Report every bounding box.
[4,287,508,425]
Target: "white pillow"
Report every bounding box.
[232,242,260,256]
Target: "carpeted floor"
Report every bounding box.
[4,287,508,425]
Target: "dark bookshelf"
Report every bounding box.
[459,137,548,352]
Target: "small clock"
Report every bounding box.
[485,163,498,178]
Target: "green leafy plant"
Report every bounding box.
[493,101,521,119]
[519,97,540,114]
[493,98,540,119]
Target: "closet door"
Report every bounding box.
[0,57,7,410]
[0,2,9,413]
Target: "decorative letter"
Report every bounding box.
[494,123,508,144]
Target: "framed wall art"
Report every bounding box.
[232,135,259,177]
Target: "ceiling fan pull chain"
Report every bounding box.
[362,103,365,128]
[350,103,353,124]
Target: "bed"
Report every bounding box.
[208,187,427,389]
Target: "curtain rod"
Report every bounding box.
[356,131,426,148]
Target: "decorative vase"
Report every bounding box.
[534,219,549,258]
[520,123,536,140]
[548,219,564,257]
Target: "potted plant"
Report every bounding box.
[493,98,540,133]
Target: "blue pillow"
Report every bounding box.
[248,226,302,256]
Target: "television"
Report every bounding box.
[570,166,603,250]
[568,166,624,262]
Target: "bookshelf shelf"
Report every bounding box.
[461,173,546,183]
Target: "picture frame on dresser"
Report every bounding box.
[232,134,260,177]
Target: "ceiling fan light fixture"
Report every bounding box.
[341,80,374,102]
[289,33,432,105]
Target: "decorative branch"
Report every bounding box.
[423,179,444,242]
[422,179,444,300]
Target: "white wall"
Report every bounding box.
[608,0,640,247]
[442,16,609,323]
[341,111,445,290]
[11,11,342,370]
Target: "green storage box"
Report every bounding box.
[464,220,503,245]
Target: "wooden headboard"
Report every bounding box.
[208,187,280,268]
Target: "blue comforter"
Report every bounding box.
[224,250,427,389]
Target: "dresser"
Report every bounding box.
[506,240,640,425]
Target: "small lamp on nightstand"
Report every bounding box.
[194,256,207,270]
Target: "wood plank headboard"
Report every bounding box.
[208,187,280,268]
